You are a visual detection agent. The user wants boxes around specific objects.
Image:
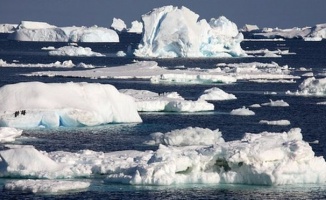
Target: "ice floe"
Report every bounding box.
[111,18,127,32]
[0,24,17,33]
[8,21,119,42]
[134,6,246,58]
[120,89,214,112]
[128,20,143,33]
[0,127,325,186]
[261,99,289,107]
[198,87,237,101]
[286,77,326,96]
[48,46,105,57]
[259,120,291,126]
[0,127,23,142]
[0,82,141,128]
[0,59,76,68]
[4,179,90,193]
[230,107,255,116]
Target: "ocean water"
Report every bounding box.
[1,34,326,199]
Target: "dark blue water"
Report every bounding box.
[1,35,326,198]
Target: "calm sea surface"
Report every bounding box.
[1,34,326,199]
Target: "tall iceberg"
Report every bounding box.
[134,6,246,58]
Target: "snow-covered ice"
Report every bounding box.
[111,18,127,32]
[4,179,90,193]
[0,24,17,33]
[0,82,142,128]
[198,87,237,101]
[0,59,76,68]
[128,20,143,33]
[26,61,237,84]
[0,127,23,142]
[286,77,326,96]
[261,99,289,107]
[120,89,214,112]
[134,6,246,58]
[8,21,119,42]
[48,46,105,57]
[259,120,291,126]
[0,128,325,186]
[230,107,255,116]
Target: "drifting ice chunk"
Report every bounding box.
[198,87,237,101]
[262,99,289,107]
[128,20,143,33]
[48,46,104,57]
[0,82,141,128]
[0,127,23,142]
[259,120,291,126]
[5,180,90,193]
[111,18,127,32]
[0,24,17,33]
[286,77,326,96]
[230,106,255,116]
[134,6,246,58]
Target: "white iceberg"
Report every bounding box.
[259,120,291,126]
[8,21,119,42]
[120,89,214,112]
[198,87,237,101]
[48,46,105,57]
[128,20,143,33]
[0,82,142,128]
[145,127,224,146]
[0,24,17,33]
[1,128,325,186]
[0,59,92,68]
[286,77,326,96]
[261,99,289,107]
[4,179,90,193]
[0,127,23,142]
[230,107,255,116]
[134,6,246,58]
[111,18,127,32]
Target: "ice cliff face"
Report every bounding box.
[134,6,246,58]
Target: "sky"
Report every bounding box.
[0,0,325,29]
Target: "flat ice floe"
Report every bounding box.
[286,77,326,96]
[0,127,325,186]
[0,59,76,68]
[259,120,291,126]
[0,82,141,128]
[4,179,90,193]
[0,127,23,142]
[198,87,237,101]
[261,99,289,107]
[48,46,105,57]
[134,6,246,58]
[25,61,237,84]
[230,107,255,116]
[120,89,214,112]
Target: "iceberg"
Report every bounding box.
[1,128,325,186]
[111,18,127,32]
[134,6,246,58]
[0,127,23,142]
[259,120,291,126]
[262,99,289,107]
[0,82,142,128]
[120,89,214,112]
[128,20,143,33]
[4,179,90,193]
[198,87,237,101]
[0,24,17,33]
[48,46,105,57]
[230,107,255,116]
[8,21,119,42]
[286,77,326,96]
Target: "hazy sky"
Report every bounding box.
[0,0,325,29]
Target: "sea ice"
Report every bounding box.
[0,59,75,68]
[4,179,90,193]
[0,24,17,33]
[0,82,142,128]
[0,127,23,142]
[259,120,291,126]
[261,99,289,107]
[0,128,325,186]
[198,87,237,101]
[134,6,246,58]
[120,89,214,112]
[8,21,119,42]
[230,107,255,116]
[128,20,143,33]
[111,18,127,32]
[48,46,105,57]
[286,77,326,96]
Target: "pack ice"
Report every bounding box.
[0,82,142,128]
